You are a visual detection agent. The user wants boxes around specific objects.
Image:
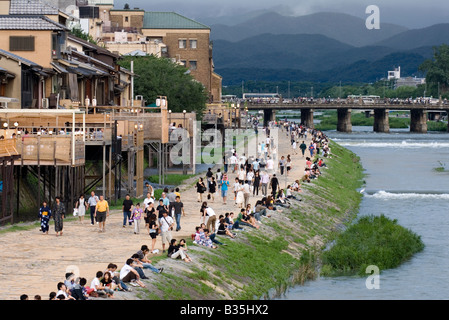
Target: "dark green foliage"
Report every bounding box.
[419,44,449,96]
[118,55,208,118]
[70,27,97,45]
[320,214,425,276]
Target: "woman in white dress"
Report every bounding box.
[75,194,88,224]
[235,182,244,209]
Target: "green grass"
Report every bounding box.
[147,174,196,186]
[320,214,425,276]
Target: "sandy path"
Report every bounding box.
[0,124,311,300]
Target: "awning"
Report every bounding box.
[50,62,69,74]
[0,67,15,79]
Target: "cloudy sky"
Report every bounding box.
[114,0,449,29]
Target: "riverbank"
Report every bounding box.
[121,138,365,300]
[0,127,364,300]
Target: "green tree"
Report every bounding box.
[419,44,449,97]
[70,27,97,45]
[118,55,208,118]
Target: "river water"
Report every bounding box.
[280,126,449,300]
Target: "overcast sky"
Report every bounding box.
[114,0,449,29]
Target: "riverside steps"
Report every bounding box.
[246,100,449,133]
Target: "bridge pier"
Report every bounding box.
[263,109,276,127]
[373,108,390,133]
[337,108,352,132]
[301,108,314,128]
[410,109,427,133]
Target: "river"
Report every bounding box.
[280,126,449,300]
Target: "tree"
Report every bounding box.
[70,27,97,45]
[118,55,208,118]
[419,44,449,97]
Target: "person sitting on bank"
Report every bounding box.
[167,239,192,262]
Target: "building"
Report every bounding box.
[388,66,401,80]
[395,76,426,89]
[76,1,222,103]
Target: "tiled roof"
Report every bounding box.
[0,48,41,67]
[143,12,210,30]
[9,0,59,15]
[0,15,67,30]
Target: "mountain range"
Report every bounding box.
[208,11,449,85]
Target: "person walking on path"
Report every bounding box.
[87,191,99,225]
[279,156,286,176]
[253,170,261,196]
[122,194,134,227]
[160,211,174,253]
[52,197,65,237]
[94,195,109,233]
[270,174,280,198]
[299,141,307,158]
[39,201,51,235]
[195,178,206,203]
[131,203,143,234]
[260,171,270,196]
[75,195,87,224]
[169,196,185,232]
[308,142,315,158]
[220,173,230,204]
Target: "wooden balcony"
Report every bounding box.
[0,138,19,159]
[15,135,84,166]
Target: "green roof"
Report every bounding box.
[143,12,210,30]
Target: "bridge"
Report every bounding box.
[245,101,449,133]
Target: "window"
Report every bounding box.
[125,16,129,22]
[178,39,187,49]
[189,60,197,71]
[10,36,35,51]
[189,39,197,49]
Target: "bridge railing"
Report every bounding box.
[245,98,449,107]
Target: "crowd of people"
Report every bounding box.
[26,121,332,300]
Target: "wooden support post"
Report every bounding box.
[103,141,106,198]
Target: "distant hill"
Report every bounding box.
[374,23,449,50]
[213,33,354,72]
[210,11,408,47]
[216,50,428,85]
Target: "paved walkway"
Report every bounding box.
[0,125,311,300]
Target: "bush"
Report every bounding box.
[320,214,424,276]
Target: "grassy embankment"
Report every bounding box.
[131,140,366,300]
[320,214,425,277]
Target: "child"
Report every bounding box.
[131,203,143,234]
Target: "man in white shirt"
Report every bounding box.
[143,192,154,209]
[229,154,238,173]
[160,211,174,253]
[260,171,270,196]
[120,259,145,288]
[204,205,217,233]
